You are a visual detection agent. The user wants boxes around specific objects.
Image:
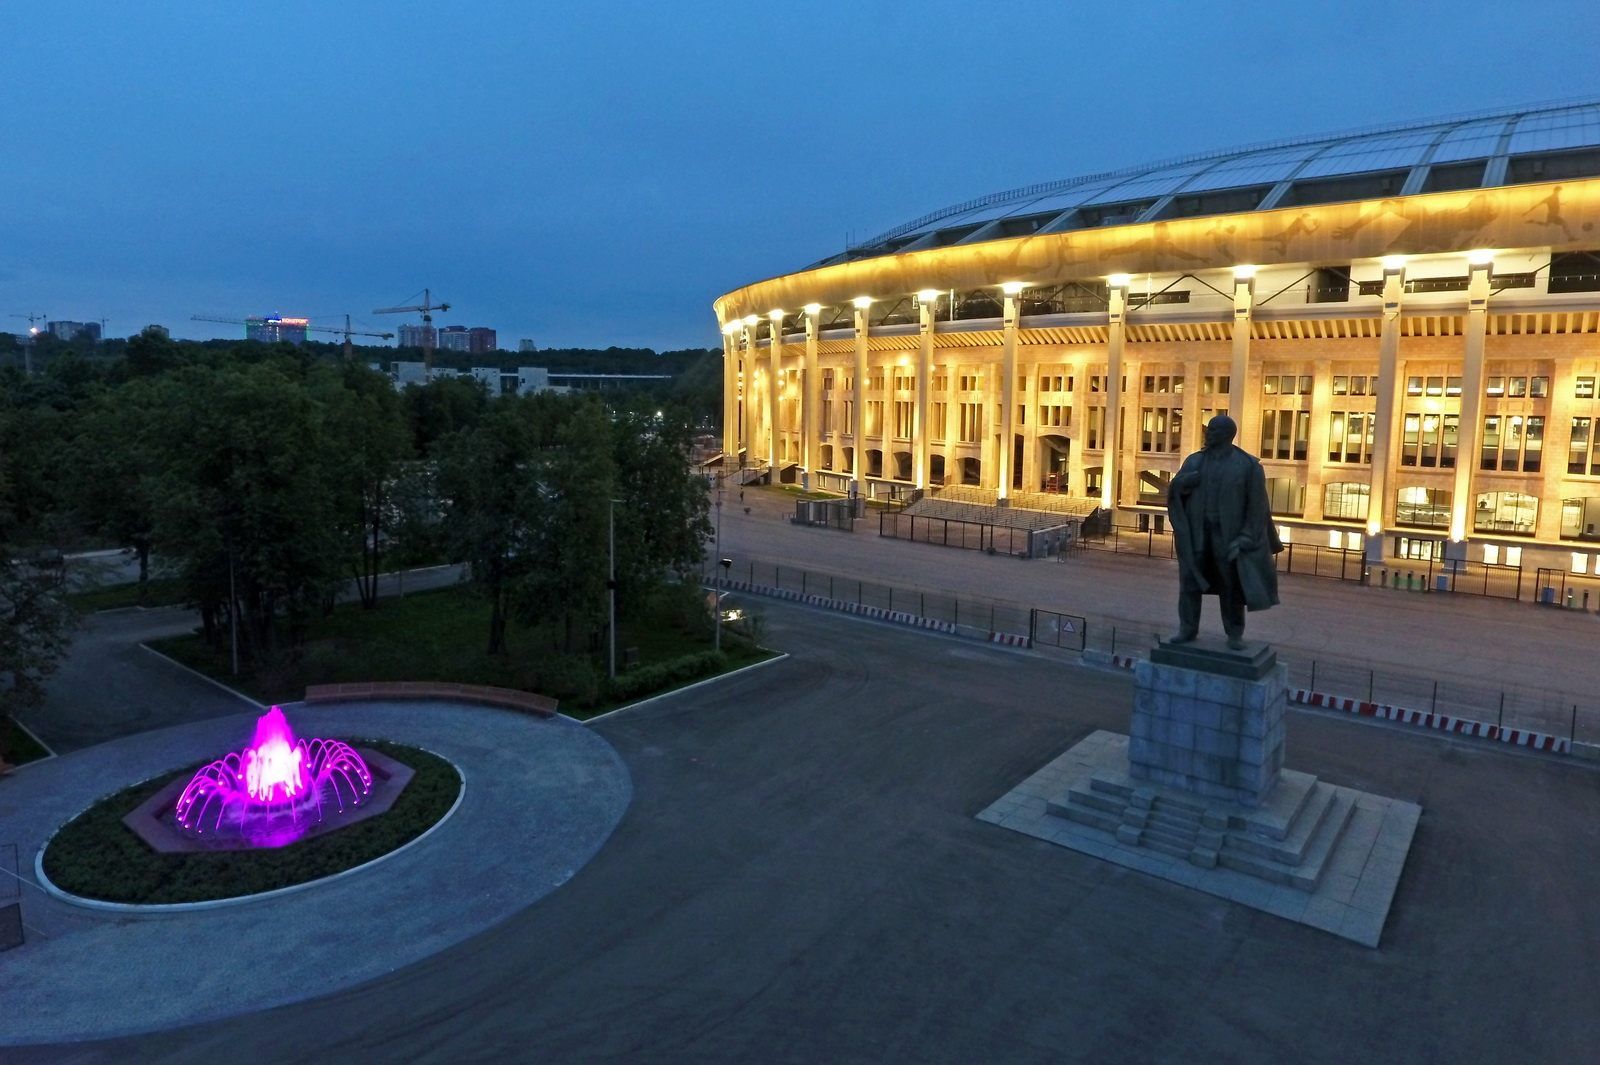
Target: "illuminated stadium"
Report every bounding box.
[713,99,1600,589]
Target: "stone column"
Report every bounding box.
[766,312,783,471]
[997,287,1021,499]
[721,326,739,460]
[1103,279,1129,511]
[914,295,935,488]
[741,321,760,470]
[1120,358,1142,512]
[1228,271,1255,425]
[1303,359,1334,522]
[803,306,820,489]
[1181,357,1203,455]
[852,300,869,494]
[944,355,960,485]
[1022,359,1040,493]
[1449,258,1494,543]
[1069,358,1088,495]
[1367,260,1407,552]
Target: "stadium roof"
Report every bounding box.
[815,99,1600,268]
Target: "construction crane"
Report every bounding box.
[190,315,395,359]
[373,288,450,373]
[8,312,46,374]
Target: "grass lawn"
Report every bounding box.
[0,716,50,765]
[149,584,774,720]
[68,576,187,612]
[41,741,459,904]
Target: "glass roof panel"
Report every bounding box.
[1429,118,1513,163]
[1506,110,1600,155]
[1294,130,1440,178]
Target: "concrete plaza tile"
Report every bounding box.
[978,729,1418,948]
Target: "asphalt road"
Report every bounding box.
[14,597,1599,1064]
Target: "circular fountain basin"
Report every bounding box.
[121,746,415,853]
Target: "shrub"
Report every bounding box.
[536,656,601,707]
[605,650,727,703]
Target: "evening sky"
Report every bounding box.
[5,1,1598,351]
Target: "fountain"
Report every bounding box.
[170,706,373,848]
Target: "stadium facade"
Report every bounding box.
[713,100,1600,577]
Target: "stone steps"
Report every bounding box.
[1218,790,1355,892]
[1225,782,1339,865]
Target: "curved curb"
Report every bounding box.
[580,652,790,723]
[32,752,468,915]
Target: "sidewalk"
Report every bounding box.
[721,486,1600,703]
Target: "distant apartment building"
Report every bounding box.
[519,338,538,352]
[437,325,470,352]
[245,315,309,345]
[47,320,101,342]
[438,325,498,354]
[386,361,563,396]
[397,324,437,349]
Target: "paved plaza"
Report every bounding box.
[719,485,1600,707]
[5,593,1598,1063]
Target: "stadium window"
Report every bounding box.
[1332,376,1349,396]
[1578,377,1597,400]
[895,401,914,439]
[823,369,834,391]
[959,403,983,443]
[1406,376,1423,397]
[1323,481,1371,521]
[1570,418,1592,474]
[1508,376,1528,398]
[1483,543,1500,565]
[1572,553,1591,575]
[1531,376,1550,399]
[931,402,947,442]
[1487,376,1505,397]
[1425,376,1443,397]
[1446,376,1462,397]
[1299,376,1313,395]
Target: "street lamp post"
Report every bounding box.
[713,475,724,653]
[607,497,621,681]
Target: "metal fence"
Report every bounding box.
[878,510,1072,559]
[712,553,1600,746]
[1532,567,1600,609]
[792,497,861,531]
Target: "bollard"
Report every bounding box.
[1406,573,1416,591]
[1586,591,1592,612]
[1567,590,1575,609]
[1380,569,1388,587]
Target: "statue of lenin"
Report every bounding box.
[1166,414,1284,650]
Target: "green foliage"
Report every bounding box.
[604,650,727,703]
[40,742,460,904]
[0,715,49,765]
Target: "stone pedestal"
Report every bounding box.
[1129,639,1285,807]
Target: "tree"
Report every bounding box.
[402,377,489,456]
[610,401,711,620]
[534,396,616,653]
[147,360,343,661]
[436,402,545,655]
[319,363,410,609]
[69,377,168,603]
[0,456,74,720]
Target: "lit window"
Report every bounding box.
[1277,525,1292,544]
[1573,553,1591,575]
[1577,377,1596,400]
[1482,544,1500,565]
[1505,546,1522,567]
[1328,530,1343,549]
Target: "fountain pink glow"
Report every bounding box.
[175,706,372,848]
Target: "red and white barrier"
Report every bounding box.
[1291,688,1572,754]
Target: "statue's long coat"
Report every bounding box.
[1167,444,1284,612]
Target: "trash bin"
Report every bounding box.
[1435,574,1448,592]
[1540,586,1556,605]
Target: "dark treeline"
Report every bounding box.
[0,328,714,715]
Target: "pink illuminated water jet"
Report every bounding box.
[175,706,372,848]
